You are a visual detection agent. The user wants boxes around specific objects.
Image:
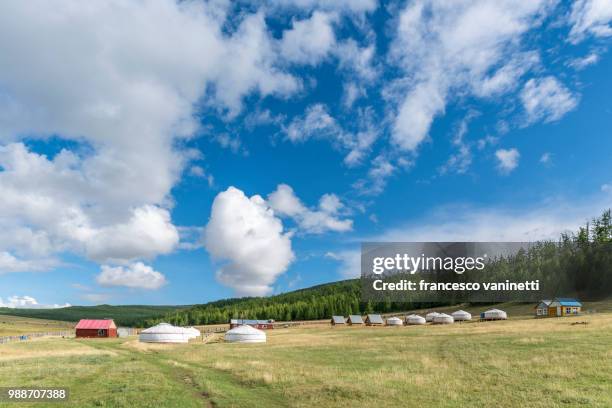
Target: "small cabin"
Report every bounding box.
[535,300,552,317]
[365,314,384,326]
[331,316,346,325]
[347,315,364,325]
[547,298,582,317]
[75,319,117,338]
[229,319,274,330]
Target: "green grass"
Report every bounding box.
[1,312,611,407]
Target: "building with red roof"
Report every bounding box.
[75,319,117,338]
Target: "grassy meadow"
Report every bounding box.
[0,315,73,337]
[1,311,611,407]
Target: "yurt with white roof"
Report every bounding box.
[433,313,454,324]
[224,325,266,343]
[386,317,403,326]
[139,323,190,343]
[405,314,426,325]
[452,310,472,321]
[481,309,507,320]
[186,327,201,339]
[425,312,440,322]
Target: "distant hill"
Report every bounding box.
[0,304,188,327]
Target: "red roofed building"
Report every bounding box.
[75,319,117,338]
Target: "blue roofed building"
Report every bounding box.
[545,298,582,317]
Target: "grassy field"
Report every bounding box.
[0,315,73,337]
[1,312,611,407]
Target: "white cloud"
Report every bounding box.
[203,187,295,296]
[280,12,336,65]
[0,1,304,271]
[353,153,407,196]
[284,104,340,143]
[0,295,70,309]
[568,0,612,43]
[602,183,612,192]
[366,192,612,243]
[284,104,378,166]
[325,250,361,278]
[389,0,552,151]
[342,82,367,108]
[520,77,578,124]
[495,148,520,174]
[267,184,353,234]
[96,262,167,290]
[268,0,377,14]
[0,252,57,274]
[80,293,112,304]
[85,206,179,263]
[540,152,552,165]
[189,166,206,178]
[439,113,478,175]
[335,40,378,81]
[568,53,601,70]
[189,165,214,187]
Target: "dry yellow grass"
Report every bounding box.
[0,314,73,337]
[0,338,114,362]
[1,312,611,407]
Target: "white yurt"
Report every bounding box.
[224,325,266,344]
[185,327,201,339]
[433,313,454,324]
[386,317,403,326]
[405,314,426,325]
[482,309,507,320]
[451,310,472,321]
[139,323,190,343]
[425,312,440,322]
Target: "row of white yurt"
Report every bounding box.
[406,314,426,325]
[386,317,403,326]
[482,309,507,320]
[451,310,472,321]
[139,323,190,343]
[433,313,454,324]
[224,325,266,343]
[425,312,440,322]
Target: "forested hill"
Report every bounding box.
[145,279,364,327]
[0,305,188,327]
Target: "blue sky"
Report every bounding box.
[0,0,611,307]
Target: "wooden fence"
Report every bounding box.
[0,330,74,344]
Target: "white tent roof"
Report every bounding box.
[405,314,426,324]
[452,310,472,320]
[185,327,201,338]
[483,309,508,319]
[139,323,191,343]
[425,312,440,321]
[226,325,263,335]
[224,324,266,343]
[141,323,185,334]
[386,317,403,325]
